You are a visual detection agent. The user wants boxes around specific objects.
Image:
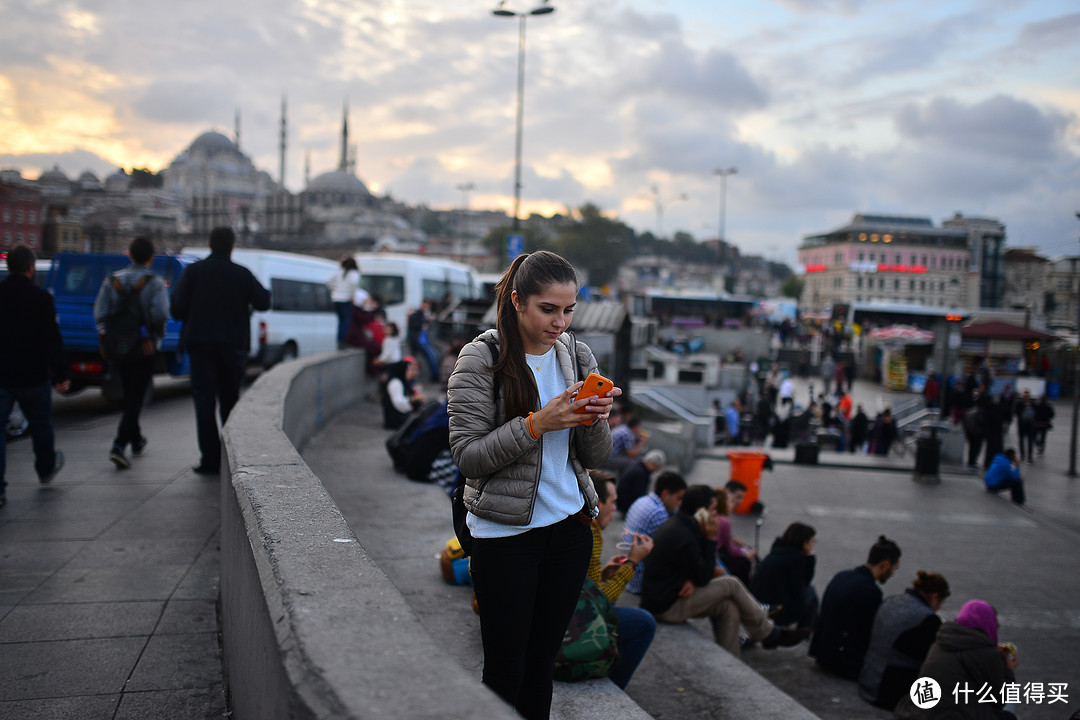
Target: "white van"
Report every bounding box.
[352,253,481,331]
[182,247,339,366]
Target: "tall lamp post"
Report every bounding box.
[649,184,687,239]
[493,2,555,232]
[714,167,738,242]
[456,182,475,239]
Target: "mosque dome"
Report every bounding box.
[307,169,370,197]
[38,165,70,183]
[78,170,102,189]
[105,169,131,193]
[189,131,238,157]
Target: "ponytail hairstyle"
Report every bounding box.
[493,250,580,420]
[912,570,950,601]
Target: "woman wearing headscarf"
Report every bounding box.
[894,599,1018,719]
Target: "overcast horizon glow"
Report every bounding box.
[1,0,1077,263]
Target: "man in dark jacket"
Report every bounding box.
[171,227,270,474]
[0,246,71,506]
[615,448,665,515]
[640,484,806,656]
[809,535,902,679]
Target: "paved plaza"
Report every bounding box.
[0,380,226,720]
[2,371,1077,719]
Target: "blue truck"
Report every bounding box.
[48,252,194,403]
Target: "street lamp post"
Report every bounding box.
[456,182,475,239]
[714,167,737,242]
[649,184,687,239]
[493,3,554,232]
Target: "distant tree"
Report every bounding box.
[482,223,552,267]
[550,203,633,287]
[668,232,715,265]
[630,230,659,257]
[129,168,162,189]
[781,275,805,300]
[724,275,737,294]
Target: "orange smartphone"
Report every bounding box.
[574,373,614,425]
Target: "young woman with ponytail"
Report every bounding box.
[447,251,619,720]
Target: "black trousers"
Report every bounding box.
[188,344,247,471]
[966,435,983,466]
[1017,425,1036,461]
[470,514,591,720]
[114,355,156,449]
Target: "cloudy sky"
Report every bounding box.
[1,0,1077,263]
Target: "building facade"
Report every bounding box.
[0,182,44,251]
[797,214,972,311]
[1002,248,1049,318]
[1046,257,1080,329]
[942,213,1006,309]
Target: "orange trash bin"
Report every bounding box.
[727,451,769,514]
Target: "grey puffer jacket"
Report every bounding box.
[448,329,610,526]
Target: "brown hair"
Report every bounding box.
[714,487,731,516]
[493,251,579,420]
[590,469,616,503]
[912,570,950,599]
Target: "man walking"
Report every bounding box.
[171,227,270,475]
[0,246,70,506]
[94,237,169,469]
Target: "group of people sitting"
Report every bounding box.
[580,469,1020,718]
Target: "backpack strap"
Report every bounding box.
[478,336,501,411]
[108,272,151,326]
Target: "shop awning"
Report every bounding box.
[960,321,1058,341]
[867,324,935,344]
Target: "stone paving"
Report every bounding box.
[0,380,226,720]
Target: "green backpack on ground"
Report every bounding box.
[553,577,620,682]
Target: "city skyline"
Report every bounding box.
[1,0,1077,263]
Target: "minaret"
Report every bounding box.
[234,109,241,151]
[279,95,287,188]
[305,149,311,187]
[339,100,349,172]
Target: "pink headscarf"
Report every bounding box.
[955,600,998,644]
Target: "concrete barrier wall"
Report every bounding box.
[219,350,518,720]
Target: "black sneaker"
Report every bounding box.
[109,445,131,470]
[192,464,220,476]
[763,627,809,649]
[39,451,65,484]
[132,438,148,456]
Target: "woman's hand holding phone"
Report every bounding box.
[530,378,622,435]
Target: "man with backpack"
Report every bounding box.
[94,237,170,469]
